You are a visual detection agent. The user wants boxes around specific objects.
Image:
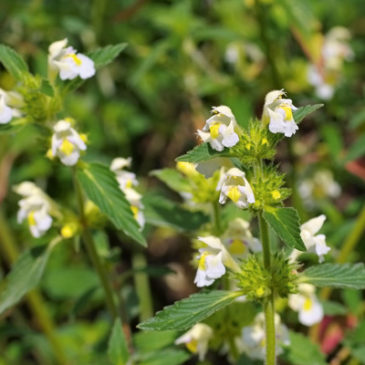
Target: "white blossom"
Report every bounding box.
[289,283,324,326]
[48,39,95,80]
[197,106,239,152]
[0,89,23,124]
[15,184,53,238]
[175,323,213,361]
[217,168,255,209]
[124,188,145,229]
[263,89,298,137]
[221,218,261,259]
[242,312,290,360]
[110,157,138,190]
[51,120,87,166]
[194,236,240,287]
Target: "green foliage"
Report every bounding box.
[77,162,146,246]
[151,169,191,194]
[176,143,233,163]
[138,349,190,365]
[107,318,130,365]
[283,331,326,365]
[300,263,365,289]
[0,238,59,315]
[321,300,347,315]
[134,330,179,353]
[0,44,29,80]
[263,207,306,250]
[138,291,241,331]
[293,104,324,124]
[143,194,209,232]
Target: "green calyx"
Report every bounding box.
[235,252,298,301]
[250,165,291,210]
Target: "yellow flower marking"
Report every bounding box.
[229,239,246,256]
[227,186,241,203]
[68,53,82,66]
[46,148,54,160]
[280,104,293,121]
[176,161,197,177]
[261,138,269,146]
[303,297,313,311]
[125,180,133,189]
[209,123,221,139]
[131,205,139,220]
[186,339,198,354]
[59,139,74,156]
[198,252,209,270]
[271,190,281,200]
[27,211,36,226]
[80,134,88,143]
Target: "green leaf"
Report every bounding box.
[345,135,365,162]
[0,238,59,314]
[0,44,29,80]
[176,143,233,163]
[263,207,306,251]
[138,349,190,365]
[293,104,323,124]
[151,169,191,193]
[143,194,209,232]
[77,162,146,246]
[138,290,241,331]
[62,43,127,93]
[283,331,326,365]
[300,263,365,289]
[107,318,129,365]
[134,330,178,353]
[321,300,347,315]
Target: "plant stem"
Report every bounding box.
[132,250,153,321]
[212,201,222,235]
[0,209,68,365]
[258,212,276,365]
[72,170,118,319]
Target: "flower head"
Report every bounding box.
[289,283,324,326]
[263,89,298,137]
[221,218,261,259]
[48,39,95,80]
[0,89,23,124]
[110,157,138,190]
[197,106,239,151]
[51,119,87,166]
[194,236,240,287]
[217,168,255,209]
[242,312,290,360]
[15,183,53,238]
[175,323,213,361]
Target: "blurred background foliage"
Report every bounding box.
[0,0,364,364]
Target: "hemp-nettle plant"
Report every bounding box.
[0,36,364,365]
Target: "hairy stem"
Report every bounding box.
[0,209,68,365]
[258,212,276,365]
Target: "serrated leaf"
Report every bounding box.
[283,331,326,365]
[151,169,191,193]
[263,207,306,250]
[176,143,233,163]
[143,194,209,232]
[62,43,127,93]
[300,263,365,289]
[293,104,323,124]
[138,290,241,331]
[107,318,129,365]
[0,238,59,314]
[0,44,29,80]
[138,349,190,365]
[77,162,146,246]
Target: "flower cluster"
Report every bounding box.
[111,157,145,228]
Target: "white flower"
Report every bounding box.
[51,120,87,166]
[124,188,145,229]
[16,188,52,238]
[0,89,23,124]
[217,168,255,209]
[194,236,240,287]
[300,215,330,262]
[197,105,239,151]
[289,284,324,326]
[175,323,213,361]
[110,157,138,190]
[221,218,261,259]
[307,66,335,100]
[48,39,95,80]
[242,312,290,360]
[263,89,298,137]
